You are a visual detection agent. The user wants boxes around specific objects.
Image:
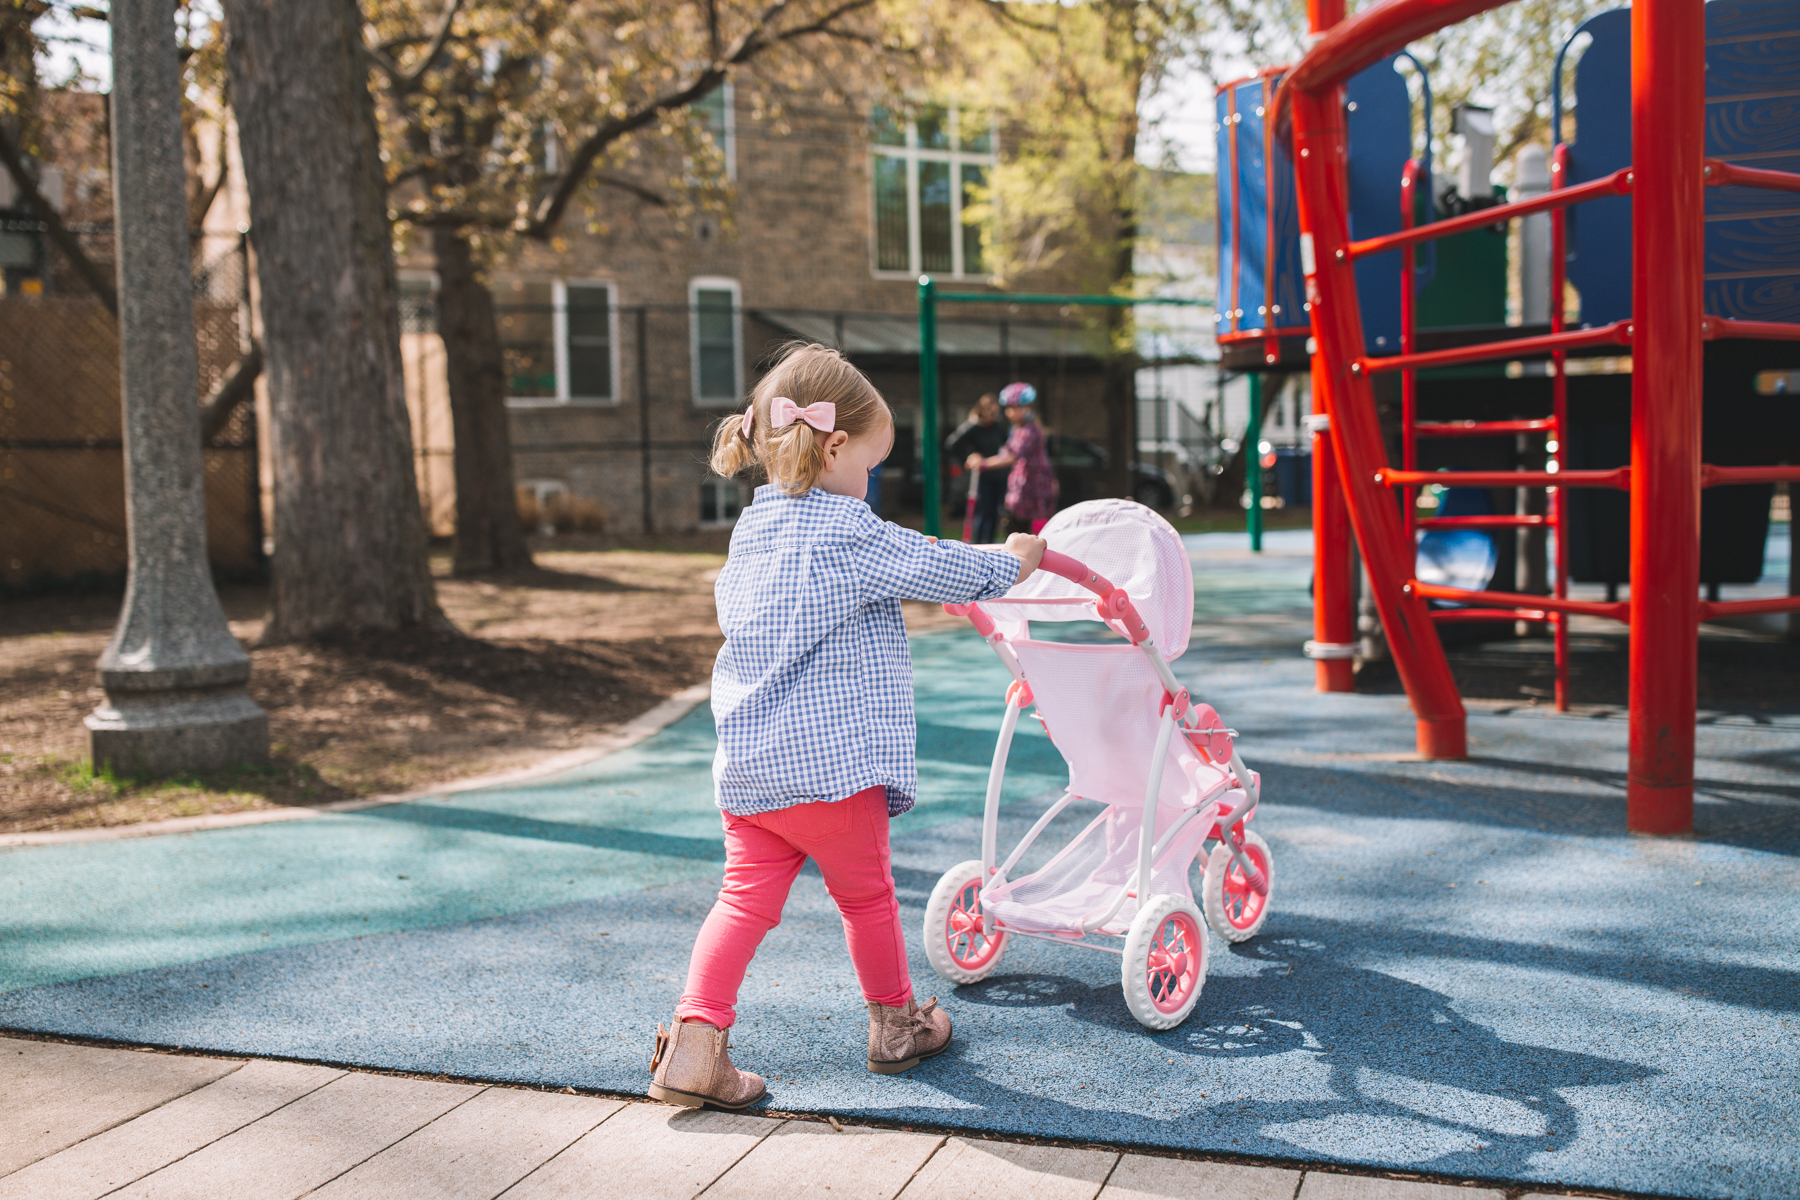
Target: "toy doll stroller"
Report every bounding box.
[924,499,1274,1030]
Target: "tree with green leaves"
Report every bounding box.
[362,0,905,573]
[954,0,1213,498]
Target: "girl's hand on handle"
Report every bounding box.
[1006,533,1047,583]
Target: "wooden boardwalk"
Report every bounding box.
[1,1036,1563,1199]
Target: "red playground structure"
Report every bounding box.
[1276,0,1800,835]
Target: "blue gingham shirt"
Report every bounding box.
[712,485,1020,816]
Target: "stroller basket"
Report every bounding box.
[923,500,1276,1030]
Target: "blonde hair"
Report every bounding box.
[710,342,892,496]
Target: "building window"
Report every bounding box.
[699,477,746,527]
[690,277,742,406]
[499,278,619,405]
[871,103,994,279]
[692,83,736,180]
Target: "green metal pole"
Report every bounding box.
[1246,372,1264,552]
[919,275,941,537]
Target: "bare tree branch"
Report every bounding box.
[399,0,465,87]
[0,121,117,316]
[408,207,519,229]
[594,171,670,207]
[755,0,878,52]
[524,0,877,237]
[362,41,407,84]
[525,70,725,235]
[977,0,1061,37]
[198,342,263,443]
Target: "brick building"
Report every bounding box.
[402,89,1112,535]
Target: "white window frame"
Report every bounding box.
[870,104,997,281]
[689,276,743,408]
[699,476,747,528]
[505,277,621,407]
[694,82,737,181]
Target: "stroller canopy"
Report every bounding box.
[988,499,1195,660]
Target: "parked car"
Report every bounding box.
[1046,435,1177,510]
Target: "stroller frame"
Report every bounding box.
[931,547,1273,1028]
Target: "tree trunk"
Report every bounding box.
[1102,310,1137,502]
[432,226,532,575]
[1102,205,1139,502]
[224,0,440,641]
[1103,75,1141,502]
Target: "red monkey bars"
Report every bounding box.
[1275,0,1800,833]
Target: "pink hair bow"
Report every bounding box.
[769,396,837,433]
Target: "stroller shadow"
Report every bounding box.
[940,928,1655,1180]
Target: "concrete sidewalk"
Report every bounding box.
[4,1034,1555,1200]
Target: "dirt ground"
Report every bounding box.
[0,544,738,834]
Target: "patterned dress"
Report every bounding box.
[1002,418,1057,525]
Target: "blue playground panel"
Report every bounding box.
[1216,59,1427,355]
[3,534,1798,1199]
[1344,55,1426,354]
[1564,1,1800,328]
[1216,75,1309,346]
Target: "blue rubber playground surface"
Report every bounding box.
[4,532,1797,1199]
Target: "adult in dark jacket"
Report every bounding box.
[946,393,1008,543]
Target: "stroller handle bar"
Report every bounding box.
[1036,549,1110,594]
[1035,549,1152,645]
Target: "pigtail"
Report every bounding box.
[709,405,757,478]
[766,423,826,496]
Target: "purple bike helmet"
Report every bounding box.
[998,382,1037,407]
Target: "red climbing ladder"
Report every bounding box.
[1280,0,1800,834]
[1394,155,1571,703]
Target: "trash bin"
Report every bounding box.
[1272,448,1312,507]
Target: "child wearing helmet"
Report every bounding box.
[966,382,1057,534]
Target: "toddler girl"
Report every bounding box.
[649,343,1045,1110]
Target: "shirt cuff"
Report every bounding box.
[975,551,1022,601]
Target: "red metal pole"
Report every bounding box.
[1401,159,1421,548]
[1627,0,1704,835]
[1307,0,1356,693]
[1292,83,1468,757]
[1551,143,1571,712]
[1310,371,1356,692]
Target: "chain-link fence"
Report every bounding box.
[0,233,261,595]
[467,292,1114,537]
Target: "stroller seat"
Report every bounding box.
[983,641,1237,935]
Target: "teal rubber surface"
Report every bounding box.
[3,531,1796,1198]
[0,633,1065,993]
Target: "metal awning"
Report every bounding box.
[752,309,1108,359]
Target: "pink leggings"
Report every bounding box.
[676,786,911,1028]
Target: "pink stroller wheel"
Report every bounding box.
[947,878,1004,971]
[1221,847,1269,929]
[924,860,1010,984]
[1203,829,1275,943]
[1122,894,1207,1028]
[1145,909,1204,1014]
